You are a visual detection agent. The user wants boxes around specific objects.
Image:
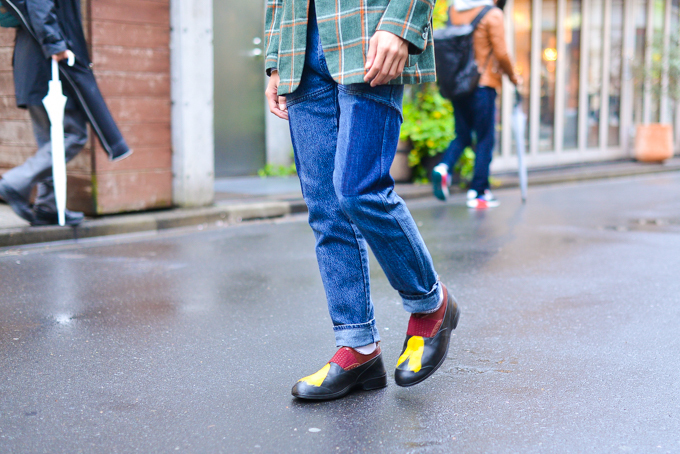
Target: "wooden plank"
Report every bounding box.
[91,0,169,26]
[0,47,13,68]
[0,28,15,47]
[66,173,95,214]
[66,143,94,172]
[0,97,30,121]
[0,119,35,146]
[94,145,171,172]
[0,71,15,96]
[90,21,169,48]
[92,46,169,73]
[95,72,170,97]
[0,145,37,168]
[104,97,170,123]
[114,122,171,148]
[93,169,172,214]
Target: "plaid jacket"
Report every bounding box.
[265,0,437,95]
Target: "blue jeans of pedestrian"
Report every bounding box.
[285,3,442,348]
[439,86,497,194]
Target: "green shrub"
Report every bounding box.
[399,1,475,184]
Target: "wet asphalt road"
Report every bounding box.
[1,173,680,454]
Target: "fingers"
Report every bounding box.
[52,50,68,61]
[363,31,408,87]
[363,35,384,84]
[364,34,378,74]
[265,72,289,120]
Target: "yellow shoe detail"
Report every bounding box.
[396,336,424,372]
[298,363,331,387]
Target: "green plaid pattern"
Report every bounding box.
[265,0,437,95]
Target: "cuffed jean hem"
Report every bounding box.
[333,320,381,348]
[400,279,443,314]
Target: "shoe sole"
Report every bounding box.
[466,199,500,209]
[0,184,34,223]
[292,373,387,401]
[432,170,448,201]
[395,299,461,388]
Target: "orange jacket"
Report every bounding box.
[448,5,518,90]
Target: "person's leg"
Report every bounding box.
[287,1,388,400]
[0,105,52,201]
[285,4,379,350]
[468,87,497,195]
[33,107,88,213]
[438,98,473,169]
[334,84,460,388]
[334,83,441,315]
[432,98,473,200]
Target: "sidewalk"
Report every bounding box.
[2,157,680,248]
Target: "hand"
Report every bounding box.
[364,31,409,87]
[52,49,72,61]
[266,71,288,121]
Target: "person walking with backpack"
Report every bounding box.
[432,0,518,208]
[266,0,461,400]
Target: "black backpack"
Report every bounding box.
[433,6,493,100]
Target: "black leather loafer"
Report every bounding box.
[292,347,387,400]
[32,206,84,226]
[0,182,34,223]
[395,285,460,387]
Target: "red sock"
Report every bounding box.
[407,286,448,338]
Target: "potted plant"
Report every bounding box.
[633,34,680,162]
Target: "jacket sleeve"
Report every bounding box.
[25,0,67,59]
[486,10,518,85]
[264,0,283,76]
[377,0,434,55]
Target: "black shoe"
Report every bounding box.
[0,182,34,224]
[32,206,84,226]
[292,346,387,400]
[394,284,460,387]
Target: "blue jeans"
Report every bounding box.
[285,3,441,348]
[439,86,497,194]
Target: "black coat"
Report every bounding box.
[4,0,131,160]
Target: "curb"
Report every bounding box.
[0,201,298,249]
[2,161,680,249]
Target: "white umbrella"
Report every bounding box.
[511,89,528,203]
[42,55,73,226]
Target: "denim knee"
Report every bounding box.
[335,186,367,221]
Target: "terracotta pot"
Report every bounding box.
[390,140,413,183]
[634,124,674,162]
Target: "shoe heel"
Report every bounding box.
[452,304,461,330]
[360,374,387,391]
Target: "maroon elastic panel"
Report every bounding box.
[406,317,440,337]
[330,348,360,370]
[331,346,380,370]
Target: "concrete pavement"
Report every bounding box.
[1,172,679,453]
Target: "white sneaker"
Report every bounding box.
[466,190,500,209]
[466,189,477,200]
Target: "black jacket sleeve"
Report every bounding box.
[25,0,67,58]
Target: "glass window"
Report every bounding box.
[608,0,624,146]
[633,0,648,126]
[586,0,604,148]
[668,0,679,126]
[540,0,557,152]
[512,0,532,155]
[650,0,665,123]
[563,0,581,150]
